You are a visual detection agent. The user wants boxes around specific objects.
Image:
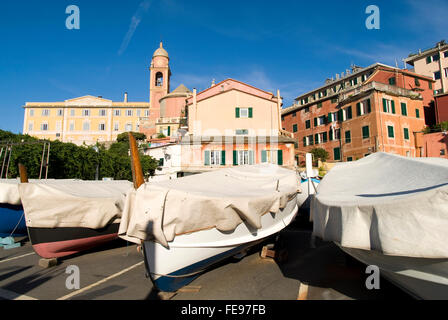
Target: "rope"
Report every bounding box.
[8,211,25,238]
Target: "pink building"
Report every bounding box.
[423,132,448,159]
[180,79,296,173]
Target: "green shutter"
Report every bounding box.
[323,132,328,143]
[334,148,341,161]
[416,109,420,118]
[391,100,396,114]
[303,137,307,147]
[356,103,361,116]
[249,150,254,165]
[314,117,318,127]
[315,133,319,144]
[383,98,387,112]
[167,126,171,136]
[329,129,333,141]
[338,109,343,122]
[204,151,210,165]
[362,126,370,139]
[235,107,240,118]
[233,150,238,165]
[221,150,226,165]
[277,150,283,165]
[328,113,333,123]
[404,128,409,140]
[401,103,407,116]
[388,126,394,138]
[249,107,253,118]
[367,99,371,113]
[309,135,314,145]
[305,120,310,129]
[261,150,267,163]
[347,106,352,119]
[345,131,351,143]
[293,124,298,132]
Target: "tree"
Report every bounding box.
[116,131,147,143]
[157,133,166,139]
[310,148,329,164]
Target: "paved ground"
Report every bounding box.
[0,221,412,300]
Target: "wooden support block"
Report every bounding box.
[38,258,58,268]
[260,245,276,259]
[177,286,202,293]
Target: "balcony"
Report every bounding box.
[156,117,186,124]
[339,81,422,102]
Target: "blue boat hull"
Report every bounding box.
[0,204,27,237]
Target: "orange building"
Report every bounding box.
[282,63,434,164]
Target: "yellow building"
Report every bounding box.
[22,95,150,145]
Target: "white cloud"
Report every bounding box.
[118,0,151,56]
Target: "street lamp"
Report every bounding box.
[93,144,99,181]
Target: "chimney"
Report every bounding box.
[211,79,216,87]
[98,96,102,98]
[124,92,128,103]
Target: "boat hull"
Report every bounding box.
[338,245,448,300]
[143,196,298,292]
[0,204,27,237]
[27,223,120,259]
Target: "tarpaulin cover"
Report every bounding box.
[119,164,300,247]
[18,180,133,228]
[312,152,448,258]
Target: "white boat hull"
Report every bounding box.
[143,195,298,292]
[339,245,448,300]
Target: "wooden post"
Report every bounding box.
[18,163,29,183]
[129,133,145,189]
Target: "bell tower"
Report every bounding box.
[149,41,170,119]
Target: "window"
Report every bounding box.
[99,109,107,116]
[204,150,224,166]
[83,122,90,131]
[69,122,75,131]
[434,71,441,80]
[28,122,33,131]
[433,54,440,62]
[126,110,133,116]
[387,125,395,138]
[317,102,322,108]
[347,157,353,162]
[404,128,410,140]
[235,150,254,165]
[70,109,75,116]
[415,78,420,87]
[339,106,352,121]
[293,124,298,132]
[281,116,285,121]
[125,123,133,132]
[426,56,432,64]
[416,108,420,118]
[41,123,48,131]
[292,112,297,117]
[445,51,448,58]
[441,149,446,156]
[99,123,106,131]
[382,98,396,114]
[333,147,341,161]
[305,120,311,129]
[362,126,370,139]
[350,78,358,86]
[42,109,50,116]
[235,107,253,118]
[362,74,368,82]
[57,109,63,116]
[137,110,141,117]
[83,109,90,116]
[114,122,119,131]
[315,132,327,144]
[356,99,371,116]
[445,68,448,78]
[314,116,326,127]
[388,77,396,85]
[304,107,310,113]
[115,110,121,116]
[345,131,351,143]
[331,98,338,103]
[29,109,34,116]
[236,129,249,135]
[155,72,163,87]
[261,150,282,165]
[301,97,308,105]
[144,110,150,117]
[401,102,408,116]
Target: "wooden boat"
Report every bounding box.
[312,153,448,299]
[120,135,303,292]
[17,165,132,259]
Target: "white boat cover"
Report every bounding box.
[119,164,301,247]
[312,152,448,258]
[17,180,133,228]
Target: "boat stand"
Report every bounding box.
[0,236,21,250]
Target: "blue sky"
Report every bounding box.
[0,0,447,133]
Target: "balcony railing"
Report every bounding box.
[339,81,422,102]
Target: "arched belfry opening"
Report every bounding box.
[155,72,164,87]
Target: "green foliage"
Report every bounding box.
[423,122,448,134]
[310,148,329,163]
[116,132,147,143]
[0,129,158,181]
[157,133,166,139]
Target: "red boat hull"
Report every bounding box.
[27,224,120,259]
